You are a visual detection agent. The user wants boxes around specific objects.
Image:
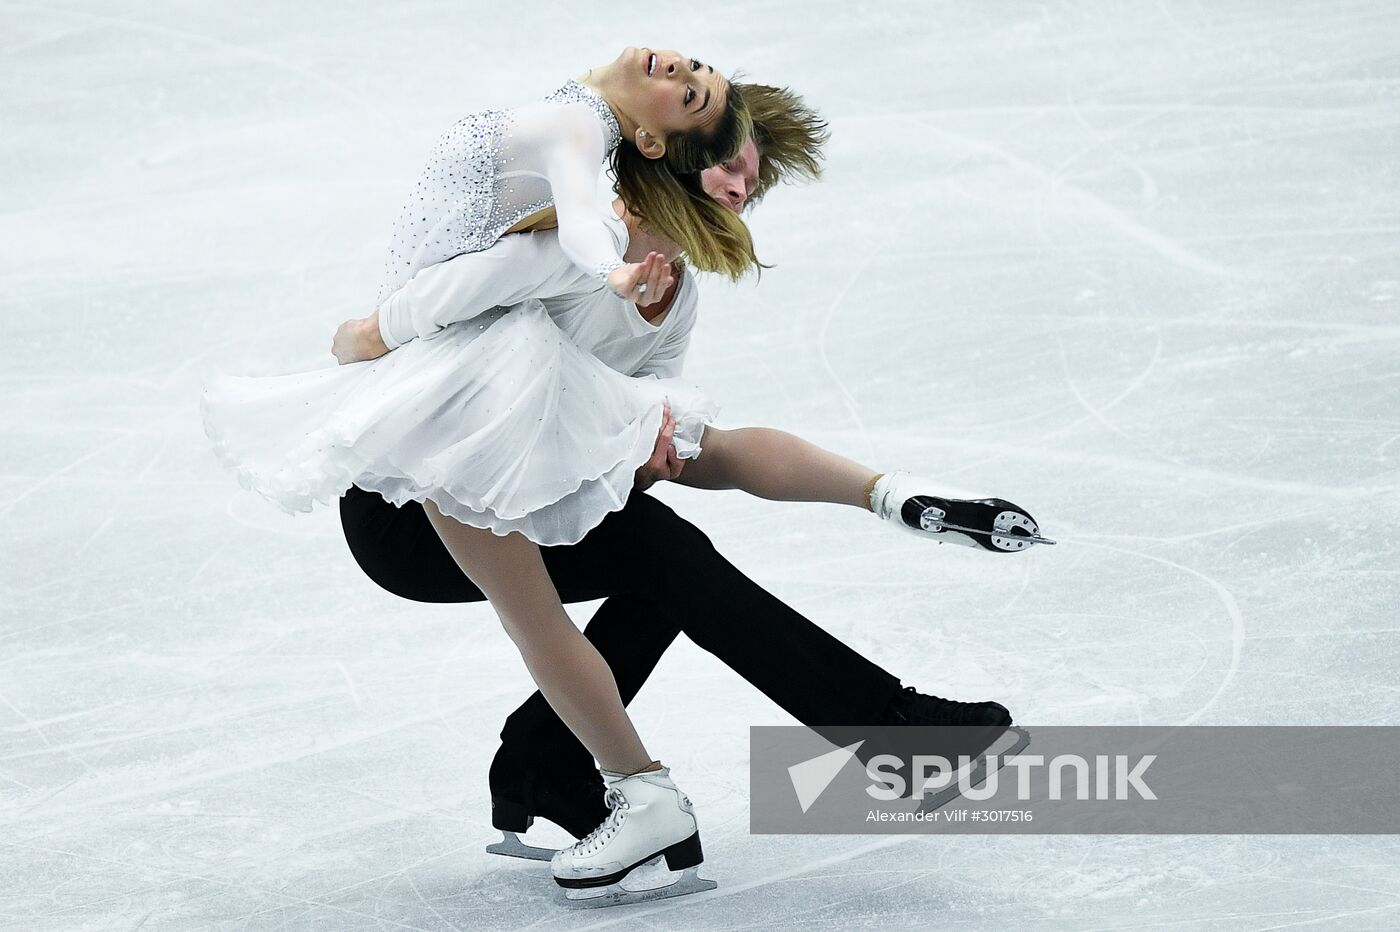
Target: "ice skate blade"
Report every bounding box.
[917,726,1033,814]
[561,862,716,909]
[485,831,555,861]
[919,510,1056,550]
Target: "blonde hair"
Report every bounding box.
[611,82,759,281]
[733,82,830,206]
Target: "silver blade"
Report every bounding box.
[485,831,555,861]
[917,726,1033,814]
[561,864,717,909]
[926,518,1057,546]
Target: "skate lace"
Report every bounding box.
[892,687,1000,727]
[572,786,628,856]
[928,693,986,725]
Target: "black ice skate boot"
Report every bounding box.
[879,686,1012,729]
[870,471,1055,552]
[487,739,609,861]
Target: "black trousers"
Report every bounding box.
[338,484,903,764]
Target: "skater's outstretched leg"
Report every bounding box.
[678,426,1054,551]
[421,501,652,775]
[676,425,877,508]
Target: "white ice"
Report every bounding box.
[3,1,1399,929]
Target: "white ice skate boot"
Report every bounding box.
[551,766,716,908]
[870,471,1055,552]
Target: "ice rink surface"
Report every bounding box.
[4,0,1399,928]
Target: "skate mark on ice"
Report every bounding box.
[0,768,34,791]
[812,198,921,460]
[0,426,143,520]
[0,2,395,129]
[74,410,183,557]
[0,687,347,762]
[906,121,1243,279]
[5,686,523,831]
[1073,540,1244,726]
[867,100,1400,120]
[0,691,100,780]
[1049,325,1163,443]
[1057,76,1164,210]
[1245,900,1400,931]
[1080,504,1332,544]
[814,275,863,434]
[407,874,464,932]
[983,312,1400,343]
[0,837,441,931]
[995,559,1036,620]
[336,660,363,711]
[837,430,1400,502]
[0,23,101,57]
[571,836,921,930]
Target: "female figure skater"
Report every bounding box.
[376,46,754,304]
[204,47,757,900]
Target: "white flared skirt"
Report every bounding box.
[201,301,717,545]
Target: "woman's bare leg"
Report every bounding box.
[676,426,880,510]
[422,501,653,775]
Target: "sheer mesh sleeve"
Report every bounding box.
[374,82,625,305]
[512,102,627,285]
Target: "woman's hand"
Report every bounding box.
[331,313,389,365]
[634,403,685,491]
[607,252,675,308]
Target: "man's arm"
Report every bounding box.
[332,232,585,364]
[376,233,581,349]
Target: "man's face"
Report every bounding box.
[701,137,760,214]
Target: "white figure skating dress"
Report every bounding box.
[203,301,715,545]
[202,81,717,546]
[376,79,629,303]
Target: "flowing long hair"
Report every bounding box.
[610,82,758,280]
[735,81,830,206]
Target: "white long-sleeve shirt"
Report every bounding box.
[376,203,698,380]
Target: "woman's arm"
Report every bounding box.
[539,105,657,303]
[673,425,879,511]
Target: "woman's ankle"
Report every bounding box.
[602,759,664,778]
[862,472,884,512]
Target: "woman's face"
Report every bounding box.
[615,46,729,140]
